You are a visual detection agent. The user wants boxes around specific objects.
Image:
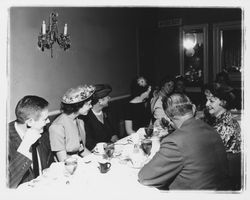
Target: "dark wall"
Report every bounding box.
[139,8,242,86]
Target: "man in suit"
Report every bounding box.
[83,84,119,151]
[138,93,229,190]
[8,95,54,188]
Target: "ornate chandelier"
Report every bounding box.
[38,12,70,58]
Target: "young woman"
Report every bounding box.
[49,84,95,161]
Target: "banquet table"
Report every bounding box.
[17,128,161,196]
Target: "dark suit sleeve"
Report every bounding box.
[138,138,183,188]
[8,142,32,188]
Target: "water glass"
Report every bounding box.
[141,139,152,155]
[144,126,154,138]
[64,156,78,176]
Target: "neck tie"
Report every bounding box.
[31,141,39,178]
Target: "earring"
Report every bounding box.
[219,100,226,107]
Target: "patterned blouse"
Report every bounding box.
[212,111,241,153]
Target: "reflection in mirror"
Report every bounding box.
[213,21,242,86]
[213,21,242,110]
[180,24,208,88]
[221,29,241,73]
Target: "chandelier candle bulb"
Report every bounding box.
[42,21,46,35]
[64,24,67,36]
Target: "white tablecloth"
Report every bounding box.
[17,130,160,196]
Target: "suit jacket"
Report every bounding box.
[138,118,229,190]
[83,109,116,150]
[8,121,54,188]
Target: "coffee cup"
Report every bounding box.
[94,142,107,154]
[98,161,111,173]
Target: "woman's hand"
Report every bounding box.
[111,135,119,143]
[80,148,91,157]
[125,120,135,135]
[56,150,67,162]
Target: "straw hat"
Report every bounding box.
[62,84,95,104]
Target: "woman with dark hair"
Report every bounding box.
[124,76,152,135]
[205,84,240,152]
[49,84,95,161]
[205,84,241,190]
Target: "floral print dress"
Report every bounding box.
[213,111,241,153]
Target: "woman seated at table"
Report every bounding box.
[83,84,119,151]
[205,83,241,190]
[124,76,152,135]
[150,76,174,127]
[49,84,95,161]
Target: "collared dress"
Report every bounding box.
[213,111,241,153]
[49,113,86,155]
[212,111,241,190]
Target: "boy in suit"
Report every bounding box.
[8,95,54,188]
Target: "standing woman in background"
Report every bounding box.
[49,84,95,161]
[124,76,152,135]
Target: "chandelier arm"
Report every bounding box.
[38,12,71,57]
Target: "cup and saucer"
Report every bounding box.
[93,142,107,155]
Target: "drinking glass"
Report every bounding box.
[141,139,152,156]
[104,143,115,159]
[144,125,154,138]
[64,157,78,176]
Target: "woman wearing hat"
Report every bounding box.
[83,84,119,151]
[124,76,152,135]
[49,84,95,162]
[205,84,241,190]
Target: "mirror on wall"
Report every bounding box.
[213,21,242,88]
[180,24,208,90]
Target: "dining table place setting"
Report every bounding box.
[17,127,163,193]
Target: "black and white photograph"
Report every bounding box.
[1,1,249,199]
